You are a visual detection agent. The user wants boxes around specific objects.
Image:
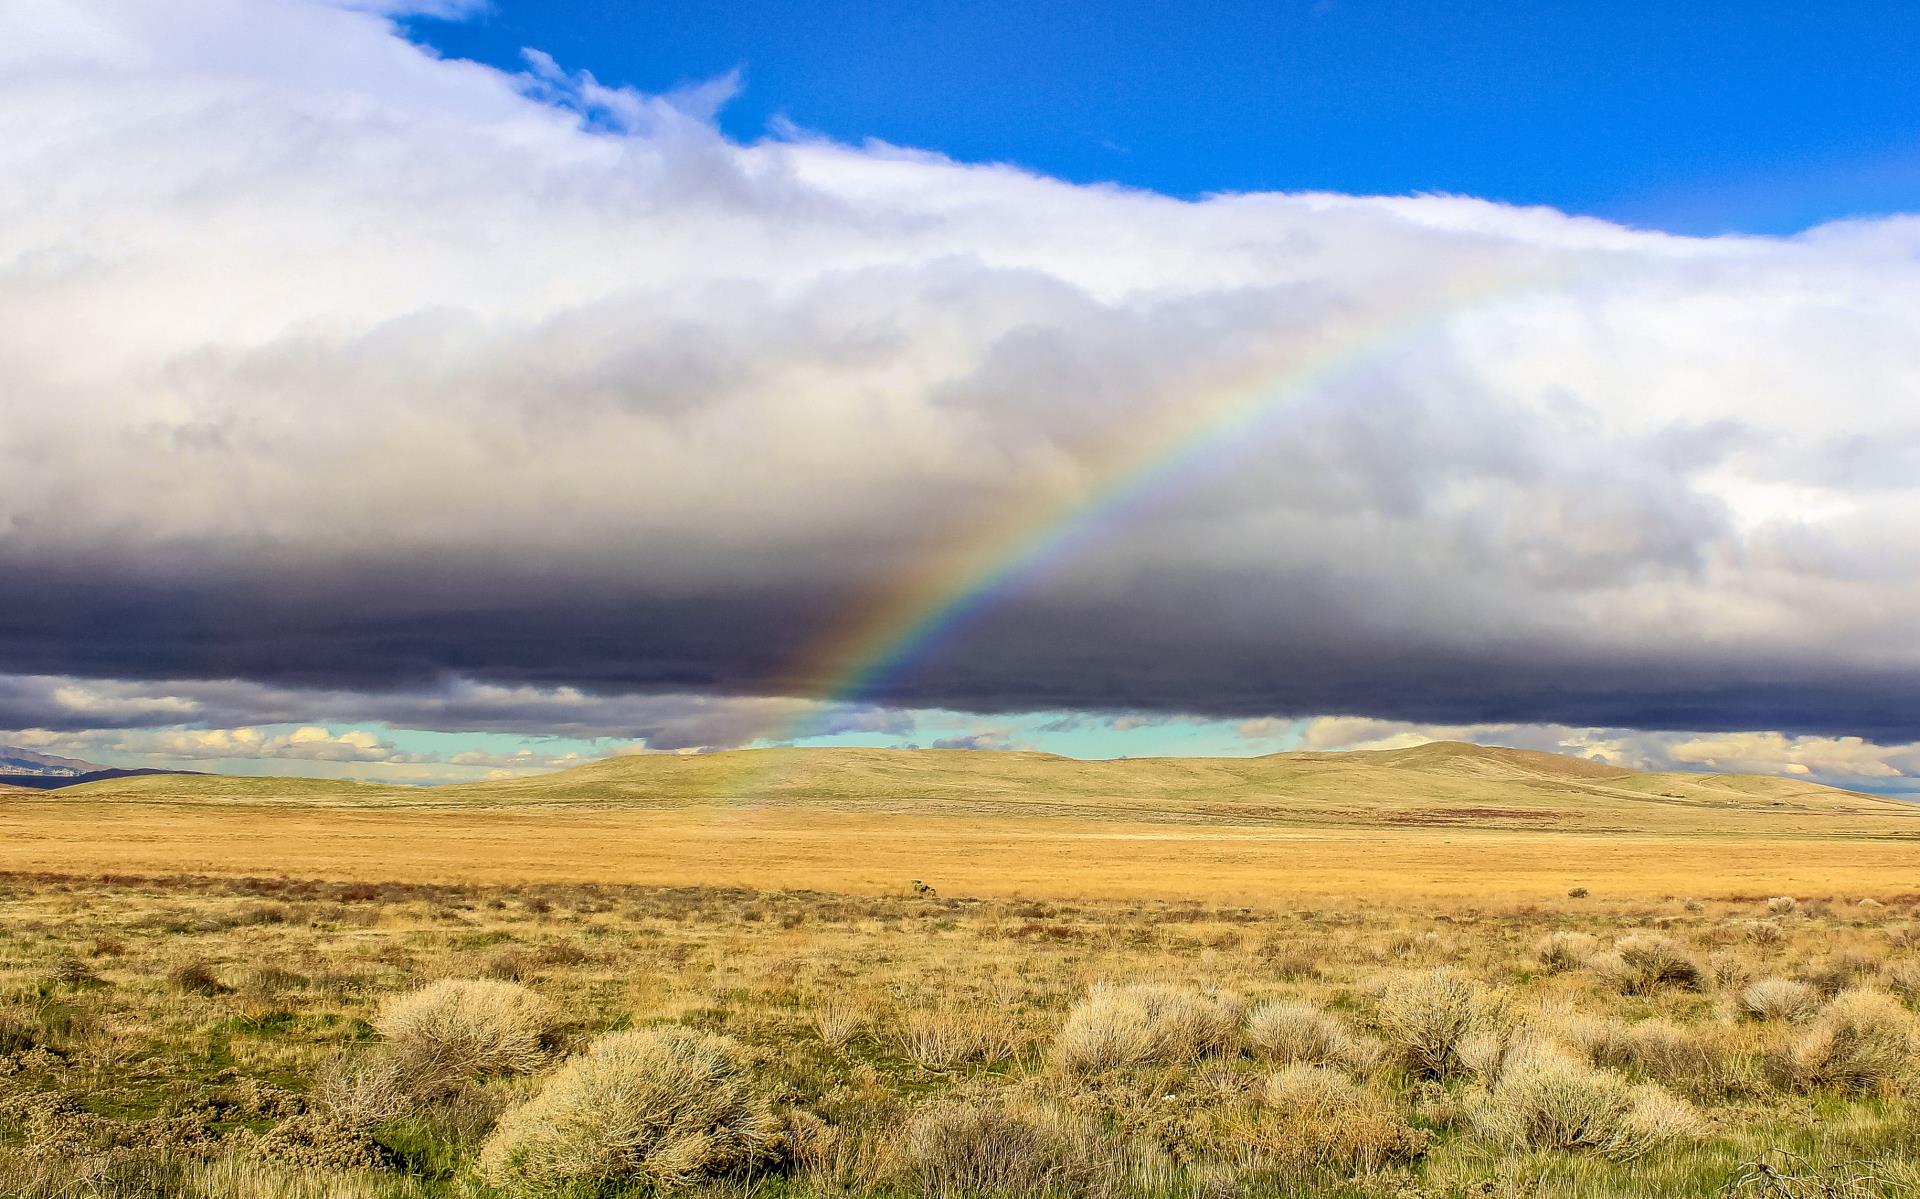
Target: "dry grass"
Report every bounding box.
[1373,966,1494,1079]
[1243,998,1378,1072]
[1740,976,1821,1023]
[1782,989,1916,1095]
[896,1007,1024,1070]
[0,782,1919,1199]
[373,979,556,1082]
[900,1099,1109,1198]
[476,1027,780,1190]
[1472,1042,1702,1159]
[1054,982,1242,1072]
[7,741,1920,905]
[1230,1064,1428,1173]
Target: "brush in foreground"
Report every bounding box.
[1244,998,1378,1073]
[900,1099,1107,1198]
[1783,989,1916,1095]
[1223,1064,1429,1174]
[1471,1042,1701,1159]
[372,978,555,1082]
[1054,982,1242,1071]
[1374,966,1494,1079]
[478,1026,780,1190]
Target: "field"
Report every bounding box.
[4,743,1920,1197]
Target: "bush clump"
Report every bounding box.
[1472,1043,1701,1159]
[1781,989,1915,1095]
[1374,967,1495,1080]
[1535,932,1598,973]
[1245,999,1377,1072]
[1740,977,1820,1023]
[899,1099,1108,1198]
[1054,982,1242,1071]
[477,1027,780,1191]
[896,1007,1021,1070]
[1592,934,1706,995]
[1224,1064,1429,1173]
[167,958,228,996]
[373,978,556,1082]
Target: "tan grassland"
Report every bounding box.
[4,742,1916,902]
[3,742,1920,1197]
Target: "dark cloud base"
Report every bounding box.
[4,570,1917,741]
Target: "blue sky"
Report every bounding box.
[410,0,1920,235]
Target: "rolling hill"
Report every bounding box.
[31,740,1916,836]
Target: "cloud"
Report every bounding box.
[931,729,1021,751]
[26,724,426,765]
[0,672,909,751]
[4,0,1920,748]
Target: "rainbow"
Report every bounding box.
[748,258,1579,765]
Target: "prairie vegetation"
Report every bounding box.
[4,871,1920,1197]
[7,742,1920,904]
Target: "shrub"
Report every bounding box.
[900,1099,1108,1198]
[477,1027,779,1191]
[1740,977,1820,1023]
[1374,967,1494,1080]
[1245,999,1376,1072]
[1054,982,1242,1071]
[1808,951,1880,997]
[1219,1065,1429,1174]
[813,1001,865,1051]
[1567,887,1590,899]
[44,957,101,989]
[167,959,228,996]
[1885,959,1920,1002]
[479,948,532,982]
[312,1052,416,1130]
[1564,1018,1735,1097]
[897,1008,1021,1069]
[1710,951,1754,991]
[1535,932,1598,973]
[1594,934,1705,995]
[1782,989,1915,1095]
[373,979,555,1081]
[1766,896,1799,917]
[1744,919,1787,946]
[1472,1043,1701,1159]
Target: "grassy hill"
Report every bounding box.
[35,740,1916,836]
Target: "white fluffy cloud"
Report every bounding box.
[8,723,418,764]
[3,0,1920,750]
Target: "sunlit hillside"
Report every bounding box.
[43,741,1913,837]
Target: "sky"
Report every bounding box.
[408,0,1920,237]
[4,0,1920,792]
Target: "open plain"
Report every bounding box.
[5,744,1920,1198]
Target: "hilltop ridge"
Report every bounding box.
[29,740,1912,837]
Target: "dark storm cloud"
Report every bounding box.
[5,0,1920,748]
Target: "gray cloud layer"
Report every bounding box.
[5,1,1920,743]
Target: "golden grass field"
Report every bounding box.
[5,742,1920,1198]
[5,742,1917,902]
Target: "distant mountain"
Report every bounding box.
[0,745,195,791]
[47,740,1915,839]
[0,746,102,777]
